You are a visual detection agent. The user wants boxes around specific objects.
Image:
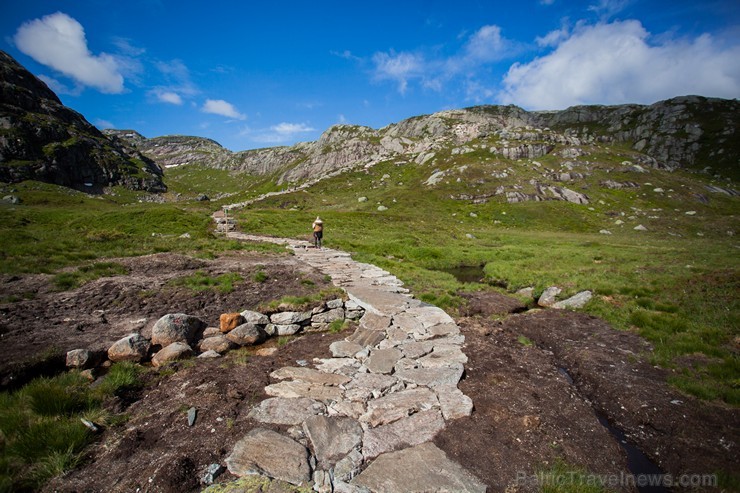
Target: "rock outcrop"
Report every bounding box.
[0,51,166,193]
[112,95,738,190]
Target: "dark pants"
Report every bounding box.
[313,231,323,247]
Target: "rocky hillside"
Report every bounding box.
[0,51,166,193]
[117,96,738,188]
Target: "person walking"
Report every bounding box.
[312,216,324,248]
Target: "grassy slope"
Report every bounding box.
[231,151,739,405]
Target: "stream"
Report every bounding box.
[558,368,670,493]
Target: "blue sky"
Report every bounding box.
[2,1,739,151]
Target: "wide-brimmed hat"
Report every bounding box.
[314,216,323,223]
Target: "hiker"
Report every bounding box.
[312,216,324,248]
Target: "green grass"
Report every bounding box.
[52,261,130,290]
[259,287,346,312]
[167,270,243,293]
[231,159,739,405]
[0,363,145,491]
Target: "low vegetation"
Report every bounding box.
[0,363,145,492]
[167,270,243,293]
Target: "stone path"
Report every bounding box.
[224,232,486,492]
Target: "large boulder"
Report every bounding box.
[226,323,267,346]
[108,334,150,363]
[151,313,206,347]
[151,342,195,367]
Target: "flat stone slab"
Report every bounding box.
[361,387,439,427]
[313,358,360,375]
[330,340,364,358]
[345,328,386,348]
[362,409,445,459]
[417,345,469,368]
[347,287,416,316]
[435,384,474,420]
[365,348,402,374]
[303,415,363,468]
[271,367,351,386]
[394,361,465,387]
[359,312,391,331]
[226,428,311,486]
[352,442,486,493]
[343,373,399,394]
[265,381,344,402]
[247,397,326,425]
[405,305,456,328]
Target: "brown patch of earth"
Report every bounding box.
[434,305,739,493]
[2,255,738,492]
[0,251,332,389]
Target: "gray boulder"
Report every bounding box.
[537,286,561,307]
[552,290,593,309]
[226,323,267,346]
[198,335,238,353]
[151,342,194,367]
[108,333,150,363]
[240,309,270,325]
[151,313,205,347]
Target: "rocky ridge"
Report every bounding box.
[116,96,739,189]
[0,51,166,193]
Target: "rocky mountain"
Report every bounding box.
[116,96,738,190]
[0,51,166,193]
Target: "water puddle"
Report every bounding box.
[436,265,486,283]
[557,368,669,493]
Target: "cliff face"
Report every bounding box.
[0,51,165,193]
[121,96,737,185]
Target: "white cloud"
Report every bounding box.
[153,90,183,105]
[250,122,316,143]
[94,119,115,129]
[372,50,426,94]
[536,26,570,47]
[202,99,246,120]
[463,25,509,63]
[499,20,740,109]
[588,0,631,18]
[14,12,124,94]
[37,74,81,96]
[371,25,517,98]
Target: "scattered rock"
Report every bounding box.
[537,286,562,307]
[151,313,206,347]
[271,366,351,386]
[240,310,270,325]
[634,224,648,231]
[552,290,593,309]
[108,333,150,363]
[66,349,92,369]
[198,335,237,353]
[226,323,267,346]
[219,313,245,333]
[151,342,195,367]
[226,428,311,486]
[198,350,222,359]
[270,311,312,325]
[201,463,224,485]
[187,407,197,426]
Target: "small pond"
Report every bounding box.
[436,265,486,284]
